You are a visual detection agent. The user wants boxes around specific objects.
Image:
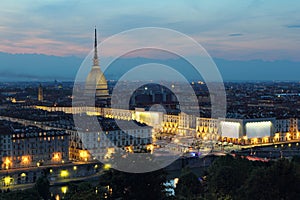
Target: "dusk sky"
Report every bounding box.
[1,0,300,61]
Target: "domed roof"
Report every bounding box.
[85,65,109,98]
[85,27,109,100]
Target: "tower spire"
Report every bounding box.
[93,26,99,66]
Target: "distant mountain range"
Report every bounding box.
[0,52,299,82]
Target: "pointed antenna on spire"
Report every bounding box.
[93,26,99,66]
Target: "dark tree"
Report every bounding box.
[35,176,50,200]
[206,155,254,199]
[241,159,300,200]
[99,168,172,200]
[175,167,203,200]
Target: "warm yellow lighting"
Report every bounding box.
[4,157,11,169]
[253,138,258,144]
[21,156,31,165]
[52,152,62,162]
[243,136,248,140]
[174,138,179,143]
[61,186,68,194]
[55,194,60,200]
[21,173,26,177]
[50,169,53,173]
[79,150,89,161]
[147,144,154,153]
[103,164,111,170]
[104,148,115,159]
[73,166,77,170]
[4,176,11,185]
[288,143,292,147]
[263,136,269,143]
[94,164,98,169]
[60,170,69,178]
[23,157,28,163]
[174,178,179,188]
[125,146,133,153]
[37,162,40,167]
[286,133,291,141]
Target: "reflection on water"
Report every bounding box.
[50,185,68,200]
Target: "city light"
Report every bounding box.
[4,157,11,169]
[147,144,154,153]
[104,148,115,159]
[60,170,69,178]
[61,186,68,194]
[103,164,111,170]
[52,152,62,162]
[174,178,179,188]
[245,121,272,138]
[4,176,12,186]
[220,121,240,139]
[79,150,89,161]
[21,155,31,165]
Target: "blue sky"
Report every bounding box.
[0,0,300,61]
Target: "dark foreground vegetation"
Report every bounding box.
[1,155,300,200]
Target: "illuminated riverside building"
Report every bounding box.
[196,118,219,141]
[33,104,300,146]
[66,116,152,161]
[162,114,179,134]
[0,120,69,170]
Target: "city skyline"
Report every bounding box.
[1,1,300,81]
[1,1,300,199]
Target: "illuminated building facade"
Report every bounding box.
[33,105,300,146]
[69,117,152,161]
[196,118,220,141]
[162,114,179,134]
[0,120,69,170]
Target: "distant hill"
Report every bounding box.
[0,52,299,82]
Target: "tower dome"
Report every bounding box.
[85,27,109,104]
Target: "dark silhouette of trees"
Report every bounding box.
[35,175,50,200]
[175,167,203,199]
[98,168,172,200]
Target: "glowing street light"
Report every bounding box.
[103,164,111,170]
[4,176,12,186]
[60,170,69,178]
[61,186,68,194]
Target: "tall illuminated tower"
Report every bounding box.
[85,27,109,106]
[38,83,43,102]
